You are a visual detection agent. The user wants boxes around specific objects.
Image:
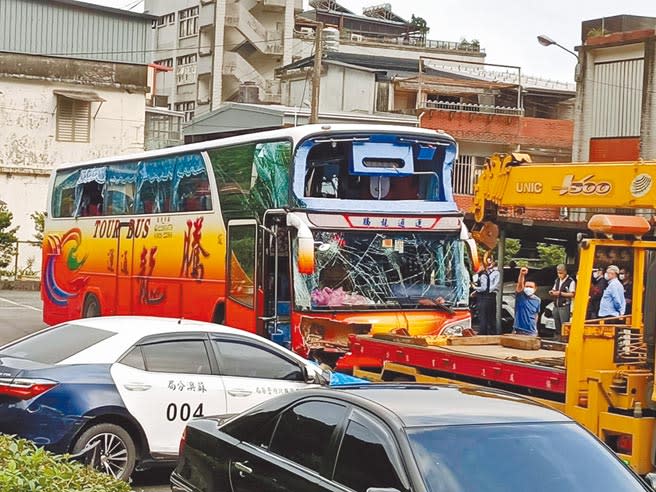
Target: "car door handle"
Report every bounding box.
[227,389,252,397]
[234,461,253,476]
[123,383,151,391]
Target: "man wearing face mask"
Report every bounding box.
[587,267,607,319]
[598,265,626,322]
[549,264,575,341]
[514,267,541,336]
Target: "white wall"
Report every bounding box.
[0,78,146,274]
[0,79,145,169]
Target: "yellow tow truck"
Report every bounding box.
[340,153,656,476]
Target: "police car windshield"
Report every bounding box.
[408,422,646,492]
[0,324,116,364]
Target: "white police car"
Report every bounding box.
[0,317,330,480]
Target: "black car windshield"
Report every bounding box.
[407,422,646,492]
[0,324,115,364]
[293,231,470,311]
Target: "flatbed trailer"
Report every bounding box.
[339,334,566,409]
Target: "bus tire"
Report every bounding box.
[82,294,101,318]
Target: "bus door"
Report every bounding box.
[225,220,258,333]
[115,220,135,314]
[260,222,293,349]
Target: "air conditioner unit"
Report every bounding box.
[153,95,169,108]
[350,33,364,42]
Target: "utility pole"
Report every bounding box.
[309,22,324,124]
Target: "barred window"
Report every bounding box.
[175,101,195,123]
[179,7,199,38]
[56,96,91,143]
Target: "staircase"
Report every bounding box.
[225,1,282,55]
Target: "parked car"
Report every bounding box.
[0,316,331,480]
[172,383,649,492]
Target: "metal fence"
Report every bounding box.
[2,240,41,280]
[453,155,484,195]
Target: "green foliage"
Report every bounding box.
[0,434,130,492]
[476,238,521,267]
[503,238,521,266]
[0,203,19,270]
[31,211,46,246]
[410,14,429,40]
[587,27,609,38]
[536,242,566,267]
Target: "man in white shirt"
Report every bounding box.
[473,257,500,335]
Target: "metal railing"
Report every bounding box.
[2,240,41,280]
[425,100,524,116]
[452,156,484,195]
[338,33,485,54]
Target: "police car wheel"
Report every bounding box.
[73,423,136,481]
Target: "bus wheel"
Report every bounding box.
[83,294,101,318]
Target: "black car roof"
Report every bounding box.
[311,384,570,427]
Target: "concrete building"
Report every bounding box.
[573,15,656,162]
[145,0,303,121]
[0,0,154,275]
[145,0,487,124]
[568,15,656,223]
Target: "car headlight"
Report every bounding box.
[442,325,464,337]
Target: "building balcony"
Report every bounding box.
[421,105,573,151]
[258,0,303,10]
[339,33,485,55]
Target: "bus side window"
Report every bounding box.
[79,181,104,217]
[136,159,174,214]
[52,169,80,218]
[175,169,212,212]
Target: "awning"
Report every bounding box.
[53,90,106,102]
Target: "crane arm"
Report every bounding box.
[471,153,656,223]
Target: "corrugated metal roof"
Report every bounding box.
[0,0,152,65]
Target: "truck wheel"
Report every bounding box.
[72,423,136,481]
[83,294,101,318]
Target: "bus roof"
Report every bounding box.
[53,124,456,171]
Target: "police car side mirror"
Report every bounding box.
[301,364,316,384]
[644,472,656,491]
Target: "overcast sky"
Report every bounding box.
[92,0,655,82]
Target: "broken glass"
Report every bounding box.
[293,231,469,311]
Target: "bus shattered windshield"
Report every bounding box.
[293,231,470,311]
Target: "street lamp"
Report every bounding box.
[537,34,579,60]
[537,34,581,82]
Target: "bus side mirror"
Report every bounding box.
[465,238,481,273]
[287,213,315,274]
[297,236,315,274]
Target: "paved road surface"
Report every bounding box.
[0,289,169,491]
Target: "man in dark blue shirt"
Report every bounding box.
[514,267,541,336]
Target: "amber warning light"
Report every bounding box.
[587,214,651,238]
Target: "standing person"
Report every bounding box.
[587,267,608,319]
[473,256,500,335]
[549,264,575,340]
[598,265,626,321]
[514,267,541,336]
[619,267,633,315]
